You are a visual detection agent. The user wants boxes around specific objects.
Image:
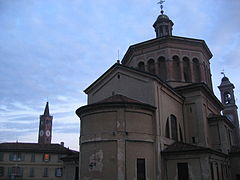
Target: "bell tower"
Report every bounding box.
[38,102,53,144]
[218,75,240,146]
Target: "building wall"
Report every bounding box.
[230,155,240,180]
[163,153,229,180]
[0,151,65,180]
[87,69,155,106]
[78,103,156,180]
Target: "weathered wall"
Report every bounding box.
[78,103,156,180]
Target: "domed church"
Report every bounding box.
[76,6,240,180]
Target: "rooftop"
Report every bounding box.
[0,142,77,154]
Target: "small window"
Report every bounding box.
[0,167,4,177]
[43,168,48,177]
[171,115,178,141]
[210,162,214,180]
[9,167,23,177]
[58,154,63,162]
[224,92,232,104]
[177,163,189,180]
[165,118,170,138]
[137,158,146,180]
[216,163,220,180]
[31,153,35,162]
[179,125,183,142]
[147,59,155,74]
[43,153,50,162]
[29,167,34,177]
[138,62,145,71]
[192,137,196,143]
[9,152,24,161]
[0,152,3,161]
[55,168,63,177]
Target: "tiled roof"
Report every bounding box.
[0,142,77,154]
[162,142,211,153]
[61,153,79,161]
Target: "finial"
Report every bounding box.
[116,49,120,64]
[221,69,225,77]
[157,0,165,14]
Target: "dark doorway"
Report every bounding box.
[177,163,189,180]
[236,174,240,180]
[137,158,146,180]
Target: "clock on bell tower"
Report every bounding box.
[218,75,240,146]
[38,102,53,144]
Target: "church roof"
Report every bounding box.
[208,114,235,129]
[162,142,227,157]
[0,142,77,154]
[84,63,183,101]
[174,83,223,110]
[76,93,156,116]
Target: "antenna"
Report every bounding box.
[157,0,165,14]
[118,49,119,60]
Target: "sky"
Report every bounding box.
[0,0,239,151]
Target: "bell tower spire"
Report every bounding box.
[153,0,174,38]
[38,102,53,144]
[218,75,240,146]
[44,101,50,116]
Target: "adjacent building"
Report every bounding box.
[76,9,240,180]
[0,143,76,180]
[0,102,79,180]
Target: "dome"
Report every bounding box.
[157,14,170,21]
[222,76,229,82]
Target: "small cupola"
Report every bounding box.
[153,1,173,38]
[153,12,174,38]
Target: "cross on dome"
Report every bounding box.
[157,0,165,14]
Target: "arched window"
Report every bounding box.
[224,91,232,104]
[183,57,191,82]
[138,61,145,71]
[171,115,178,141]
[179,124,183,142]
[193,58,201,82]
[158,56,166,80]
[147,59,155,74]
[165,118,170,138]
[203,62,208,84]
[172,55,181,81]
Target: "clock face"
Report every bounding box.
[46,130,51,137]
[40,130,44,136]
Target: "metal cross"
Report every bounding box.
[221,69,225,77]
[157,0,165,14]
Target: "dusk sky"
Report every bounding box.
[0,0,239,150]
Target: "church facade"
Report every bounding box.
[76,10,240,180]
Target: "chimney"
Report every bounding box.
[60,142,64,147]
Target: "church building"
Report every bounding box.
[76,6,240,180]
